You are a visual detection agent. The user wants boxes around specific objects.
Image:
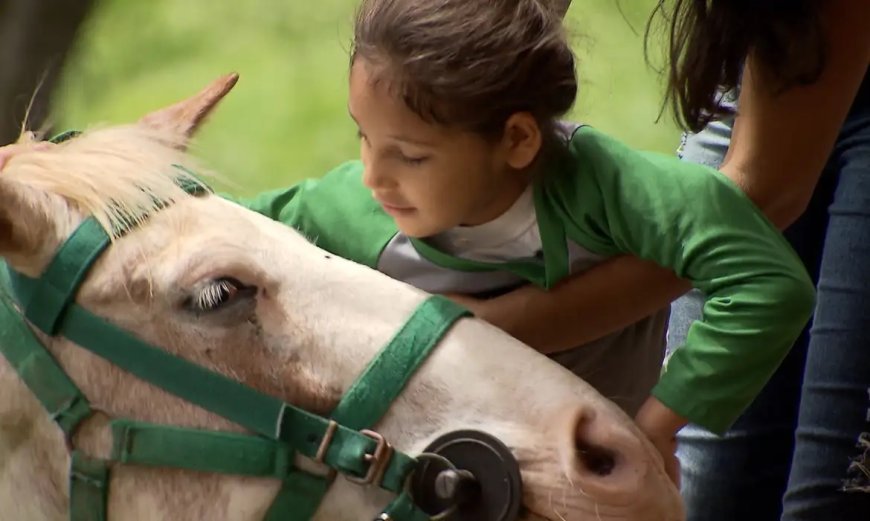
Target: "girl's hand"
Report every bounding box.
[441,291,527,336]
[634,396,686,486]
[440,292,482,312]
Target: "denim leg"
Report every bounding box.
[667,192,831,520]
[667,96,834,520]
[781,113,870,520]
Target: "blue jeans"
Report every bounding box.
[668,94,870,520]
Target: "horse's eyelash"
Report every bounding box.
[195,279,236,310]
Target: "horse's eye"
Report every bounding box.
[186,277,255,313]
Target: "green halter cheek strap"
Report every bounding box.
[0,158,469,520]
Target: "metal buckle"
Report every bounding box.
[314,420,339,464]
[346,429,393,486]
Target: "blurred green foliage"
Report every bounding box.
[54,0,680,196]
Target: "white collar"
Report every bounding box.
[429,185,536,254]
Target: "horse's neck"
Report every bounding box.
[0,355,68,520]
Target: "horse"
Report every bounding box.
[0,74,683,520]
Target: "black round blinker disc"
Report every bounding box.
[410,430,522,521]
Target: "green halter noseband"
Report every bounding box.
[0,136,470,521]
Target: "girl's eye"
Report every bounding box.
[185,277,256,313]
[399,153,429,166]
[355,131,427,165]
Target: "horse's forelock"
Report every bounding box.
[4,125,210,239]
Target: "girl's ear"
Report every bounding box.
[502,112,543,170]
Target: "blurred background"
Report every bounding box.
[0,0,679,196]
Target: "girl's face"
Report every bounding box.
[348,59,535,238]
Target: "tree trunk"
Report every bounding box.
[0,0,96,145]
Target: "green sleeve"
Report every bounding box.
[220,161,397,269]
[552,126,816,434]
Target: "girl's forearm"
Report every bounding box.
[494,255,690,353]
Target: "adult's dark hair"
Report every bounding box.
[647,0,827,132]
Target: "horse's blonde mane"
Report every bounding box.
[5,125,210,238]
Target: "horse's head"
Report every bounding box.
[0,75,683,521]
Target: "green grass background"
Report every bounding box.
[54,0,680,196]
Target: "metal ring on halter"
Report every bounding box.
[63,405,110,452]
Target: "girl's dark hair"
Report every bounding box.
[647,0,827,132]
[351,0,578,140]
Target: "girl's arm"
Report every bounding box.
[465,0,869,353]
[451,255,690,353]
[224,161,397,269]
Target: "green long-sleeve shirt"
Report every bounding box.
[229,124,815,434]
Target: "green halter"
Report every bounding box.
[0,138,470,520]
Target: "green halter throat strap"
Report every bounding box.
[0,160,469,520]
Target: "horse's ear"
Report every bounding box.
[138,73,239,146]
[550,0,571,17]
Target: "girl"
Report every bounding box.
[234,0,816,480]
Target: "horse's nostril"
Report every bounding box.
[575,439,617,476]
[569,407,633,481]
[560,406,649,499]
